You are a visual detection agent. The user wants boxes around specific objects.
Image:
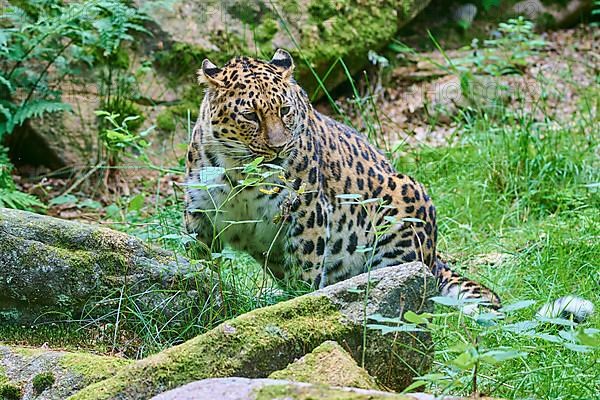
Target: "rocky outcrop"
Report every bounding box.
[0,345,130,400]
[0,208,218,324]
[11,1,430,171]
[69,262,436,399]
[142,0,431,95]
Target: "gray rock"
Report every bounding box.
[151,377,490,400]
[513,0,593,28]
[70,263,436,399]
[151,378,408,400]
[0,345,130,400]
[452,3,478,27]
[0,208,218,324]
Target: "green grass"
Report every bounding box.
[389,86,599,399]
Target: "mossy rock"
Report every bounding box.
[0,208,219,325]
[151,377,506,400]
[139,0,431,98]
[269,341,380,390]
[70,263,435,399]
[0,345,131,400]
[152,378,413,400]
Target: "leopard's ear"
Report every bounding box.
[197,59,224,87]
[270,49,294,80]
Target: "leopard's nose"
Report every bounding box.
[270,144,286,153]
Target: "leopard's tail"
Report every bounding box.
[432,258,501,313]
[536,295,595,323]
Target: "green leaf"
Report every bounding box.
[105,203,121,219]
[563,343,593,353]
[401,380,427,393]
[536,316,578,327]
[366,323,425,334]
[480,349,527,364]
[502,320,539,333]
[197,167,225,185]
[128,194,144,212]
[0,75,14,93]
[527,332,563,344]
[447,342,471,353]
[404,310,432,325]
[8,101,71,133]
[402,217,426,224]
[450,351,476,370]
[335,193,362,200]
[242,157,264,173]
[577,329,600,347]
[430,296,484,307]
[78,199,102,209]
[368,314,402,323]
[49,194,78,206]
[499,300,536,312]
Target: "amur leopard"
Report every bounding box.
[184,49,501,310]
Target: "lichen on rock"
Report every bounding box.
[0,345,130,400]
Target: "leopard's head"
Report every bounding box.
[198,49,310,164]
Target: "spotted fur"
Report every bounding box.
[184,49,501,309]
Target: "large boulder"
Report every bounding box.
[151,378,414,400]
[0,345,130,400]
[0,208,218,324]
[69,262,436,399]
[141,0,431,95]
[150,378,503,400]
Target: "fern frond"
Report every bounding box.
[0,188,46,210]
[0,75,14,93]
[8,100,71,133]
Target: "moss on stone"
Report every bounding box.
[59,353,132,385]
[0,366,7,385]
[0,383,22,400]
[268,341,380,390]
[11,347,47,357]
[69,295,352,399]
[156,110,177,132]
[32,371,55,394]
[254,383,411,400]
[0,369,21,400]
[149,0,427,98]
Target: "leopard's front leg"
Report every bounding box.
[184,196,223,259]
[283,194,331,288]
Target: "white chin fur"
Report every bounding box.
[536,295,595,323]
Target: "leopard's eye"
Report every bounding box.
[280,106,291,117]
[242,111,259,123]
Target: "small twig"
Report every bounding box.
[61,163,104,196]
